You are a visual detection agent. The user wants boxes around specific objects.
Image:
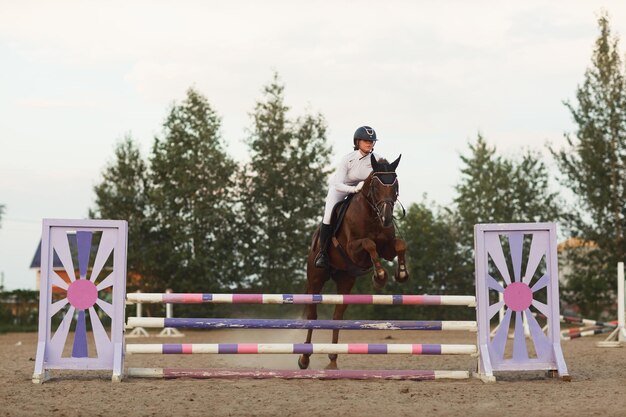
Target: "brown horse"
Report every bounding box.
[298,154,409,370]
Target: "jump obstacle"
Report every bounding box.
[597,261,626,347]
[522,262,625,343]
[31,219,570,383]
[126,290,184,338]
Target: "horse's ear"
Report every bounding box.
[370,153,379,171]
[390,154,401,171]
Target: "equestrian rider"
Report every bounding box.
[315,126,382,269]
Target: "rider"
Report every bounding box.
[315,125,382,269]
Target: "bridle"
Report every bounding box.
[366,172,404,226]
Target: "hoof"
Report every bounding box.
[372,271,388,291]
[394,266,409,283]
[298,355,310,370]
[325,353,338,370]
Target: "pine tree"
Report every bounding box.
[149,88,239,292]
[239,74,332,293]
[90,136,152,289]
[397,200,473,319]
[551,13,626,316]
[454,134,561,250]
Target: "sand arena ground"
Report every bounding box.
[2,328,626,417]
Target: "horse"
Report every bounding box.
[298,153,409,370]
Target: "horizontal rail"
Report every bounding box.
[561,327,613,340]
[559,315,617,328]
[127,368,470,380]
[128,317,477,331]
[535,312,617,328]
[126,293,476,306]
[126,343,477,355]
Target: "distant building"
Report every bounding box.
[30,238,75,293]
[557,237,597,286]
[29,234,115,293]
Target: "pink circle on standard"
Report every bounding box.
[503,282,533,312]
[67,280,98,310]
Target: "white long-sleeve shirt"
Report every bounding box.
[322,150,383,224]
[329,150,382,193]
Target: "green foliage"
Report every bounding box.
[0,289,39,333]
[238,74,332,293]
[400,200,473,297]
[455,133,562,251]
[350,200,474,320]
[148,88,239,292]
[551,13,626,316]
[90,136,153,290]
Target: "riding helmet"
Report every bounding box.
[353,126,377,149]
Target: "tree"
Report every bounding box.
[148,88,239,292]
[551,13,626,316]
[455,134,562,251]
[390,200,473,319]
[90,136,152,290]
[0,204,5,229]
[238,74,332,293]
[400,200,472,296]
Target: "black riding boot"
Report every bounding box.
[315,223,333,269]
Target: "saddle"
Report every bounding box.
[329,193,355,235]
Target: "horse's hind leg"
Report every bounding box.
[326,274,356,370]
[393,238,409,283]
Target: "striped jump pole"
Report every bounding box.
[559,315,617,328]
[562,327,614,341]
[158,289,184,338]
[126,343,477,355]
[127,292,476,306]
[561,325,605,337]
[127,368,470,381]
[560,322,617,336]
[126,291,150,338]
[128,317,476,331]
[533,312,617,334]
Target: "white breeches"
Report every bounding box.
[322,189,350,224]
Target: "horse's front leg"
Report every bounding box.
[299,262,327,370]
[348,238,388,290]
[326,274,356,370]
[393,238,409,283]
[298,304,317,370]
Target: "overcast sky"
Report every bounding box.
[2,1,626,290]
